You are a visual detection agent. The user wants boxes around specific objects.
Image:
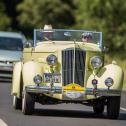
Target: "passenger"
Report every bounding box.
[82,32,93,42]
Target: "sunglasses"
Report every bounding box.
[83,36,92,39]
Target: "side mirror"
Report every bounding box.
[24,41,32,48]
[102,46,109,53]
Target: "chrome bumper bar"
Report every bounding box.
[25,85,62,94]
[86,88,121,96]
[25,86,121,96]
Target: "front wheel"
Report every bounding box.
[93,100,104,115]
[22,92,35,115]
[107,96,121,119]
[13,96,22,110]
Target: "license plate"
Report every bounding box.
[65,91,83,99]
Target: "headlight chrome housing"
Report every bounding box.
[33,74,42,85]
[91,56,103,69]
[46,54,57,65]
[105,77,114,87]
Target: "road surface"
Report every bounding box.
[0,82,126,126]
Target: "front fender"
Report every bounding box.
[87,63,124,90]
[22,61,43,88]
[11,62,23,98]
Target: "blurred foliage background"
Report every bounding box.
[0,0,126,88]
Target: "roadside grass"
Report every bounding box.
[105,54,126,89]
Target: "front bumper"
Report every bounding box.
[25,85,121,97]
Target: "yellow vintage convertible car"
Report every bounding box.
[11,27,124,119]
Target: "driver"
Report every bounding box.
[43,24,53,40]
[82,32,93,42]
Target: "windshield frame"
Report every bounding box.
[33,29,102,48]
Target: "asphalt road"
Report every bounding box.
[0,82,126,126]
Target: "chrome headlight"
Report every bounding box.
[91,56,103,69]
[105,77,114,87]
[33,74,42,85]
[46,54,57,65]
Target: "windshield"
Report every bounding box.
[0,37,23,51]
[34,29,102,48]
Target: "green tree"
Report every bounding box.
[3,0,23,30]
[0,1,11,30]
[76,0,126,53]
[17,0,76,31]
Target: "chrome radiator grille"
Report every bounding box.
[62,48,86,86]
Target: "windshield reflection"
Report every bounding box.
[0,37,23,51]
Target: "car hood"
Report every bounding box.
[33,41,102,52]
[0,50,22,61]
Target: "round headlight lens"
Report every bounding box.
[33,74,42,85]
[91,56,103,69]
[46,54,57,65]
[105,77,114,87]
